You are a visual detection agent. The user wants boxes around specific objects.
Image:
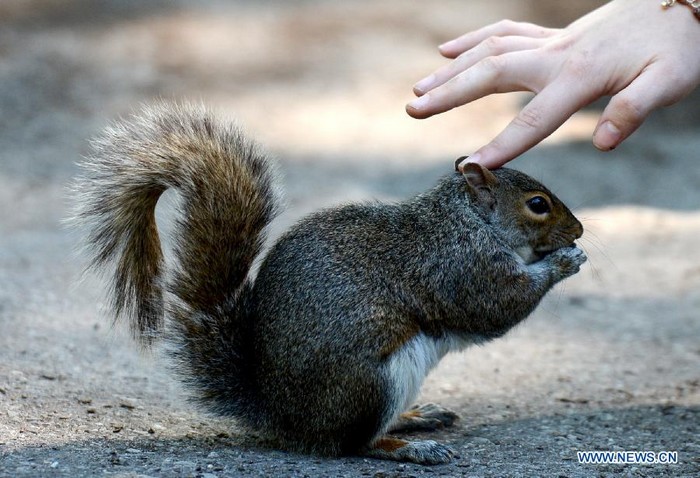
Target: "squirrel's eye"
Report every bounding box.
[526,196,550,215]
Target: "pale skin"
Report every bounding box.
[406,0,700,169]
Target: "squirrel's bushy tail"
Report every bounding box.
[72,102,279,419]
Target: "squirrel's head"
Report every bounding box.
[461,162,583,265]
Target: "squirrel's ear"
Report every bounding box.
[462,162,499,212]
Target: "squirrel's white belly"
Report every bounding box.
[383,332,473,430]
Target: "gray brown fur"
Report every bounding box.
[71,103,586,464]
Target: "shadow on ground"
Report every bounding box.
[3,405,696,477]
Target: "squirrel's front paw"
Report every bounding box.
[547,246,587,280]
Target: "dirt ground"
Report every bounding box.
[1,1,698,477]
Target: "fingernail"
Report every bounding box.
[467,152,482,164]
[593,121,621,151]
[407,95,430,111]
[413,74,435,95]
[438,39,456,51]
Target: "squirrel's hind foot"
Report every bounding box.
[363,436,455,465]
[389,403,459,433]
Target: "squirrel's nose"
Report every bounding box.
[572,220,584,239]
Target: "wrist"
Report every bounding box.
[661,0,700,22]
[650,0,700,48]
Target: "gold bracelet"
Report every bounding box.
[661,0,700,21]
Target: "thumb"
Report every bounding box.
[593,69,671,151]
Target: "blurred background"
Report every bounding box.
[1,1,698,476]
[0,0,607,183]
[2,0,699,222]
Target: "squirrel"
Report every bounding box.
[72,102,586,465]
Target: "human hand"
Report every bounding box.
[406,0,700,169]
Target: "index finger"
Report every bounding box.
[471,80,594,168]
